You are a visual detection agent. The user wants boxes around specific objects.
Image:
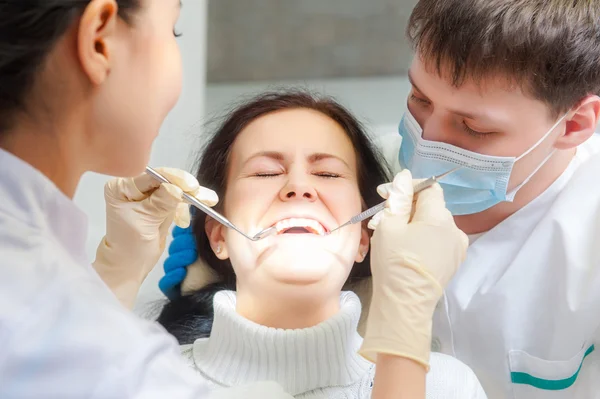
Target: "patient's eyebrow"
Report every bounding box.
[308,153,350,169]
[242,151,285,166]
[242,151,350,169]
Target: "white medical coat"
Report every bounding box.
[0,149,288,399]
[377,132,600,398]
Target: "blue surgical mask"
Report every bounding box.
[398,109,567,215]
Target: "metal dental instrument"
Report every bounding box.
[327,166,462,235]
[145,166,275,241]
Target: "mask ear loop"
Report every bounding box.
[507,113,569,197]
[515,113,569,162]
[507,150,556,198]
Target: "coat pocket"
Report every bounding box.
[508,343,594,398]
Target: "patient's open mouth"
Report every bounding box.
[275,218,327,236]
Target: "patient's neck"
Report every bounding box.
[235,288,341,329]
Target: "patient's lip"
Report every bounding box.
[267,214,331,235]
[274,217,327,235]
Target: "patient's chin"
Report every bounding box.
[239,232,356,289]
[260,248,343,286]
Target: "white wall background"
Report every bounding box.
[73,1,209,310]
[204,76,411,137]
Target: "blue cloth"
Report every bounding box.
[159,224,199,299]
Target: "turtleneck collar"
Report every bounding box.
[192,291,373,396]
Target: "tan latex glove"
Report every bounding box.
[93,167,218,309]
[359,170,468,369]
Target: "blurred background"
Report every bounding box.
[75,0,418,308]
[205,0,416,134]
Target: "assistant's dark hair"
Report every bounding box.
[0,0,140,133]
[158,91,392,344]
[408,0,600,117]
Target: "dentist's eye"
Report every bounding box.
[173,30,182,37]
[462,122,493,139]
[409,94,430,106]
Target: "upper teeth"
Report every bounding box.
[275,218,326,235]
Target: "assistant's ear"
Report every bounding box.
[556,95,600,150]
[355,223,371,263]
[205,217,229,260]
[77,0,119,85]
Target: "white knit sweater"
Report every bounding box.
[180,291,487,398]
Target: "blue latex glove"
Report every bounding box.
[159,224,199,299]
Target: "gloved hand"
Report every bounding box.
[359,170,468,369]
[159,224,219,299]
[93,167,218,309]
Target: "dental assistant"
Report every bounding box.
[0,1,280,397]
[0,1,469,398]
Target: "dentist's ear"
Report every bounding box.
[78,0,119,85]
[555,95,600,150]
[355,222,370,263]
[205,217,229,260]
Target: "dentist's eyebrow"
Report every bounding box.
[408,70,430,101]
[408,69,497,122]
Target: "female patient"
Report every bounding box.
[154,91,485,398]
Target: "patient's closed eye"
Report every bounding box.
[314,172,341,178]
[254,172,282,178]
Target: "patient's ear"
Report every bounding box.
[205,217,229,260]
[355,223,370,263]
